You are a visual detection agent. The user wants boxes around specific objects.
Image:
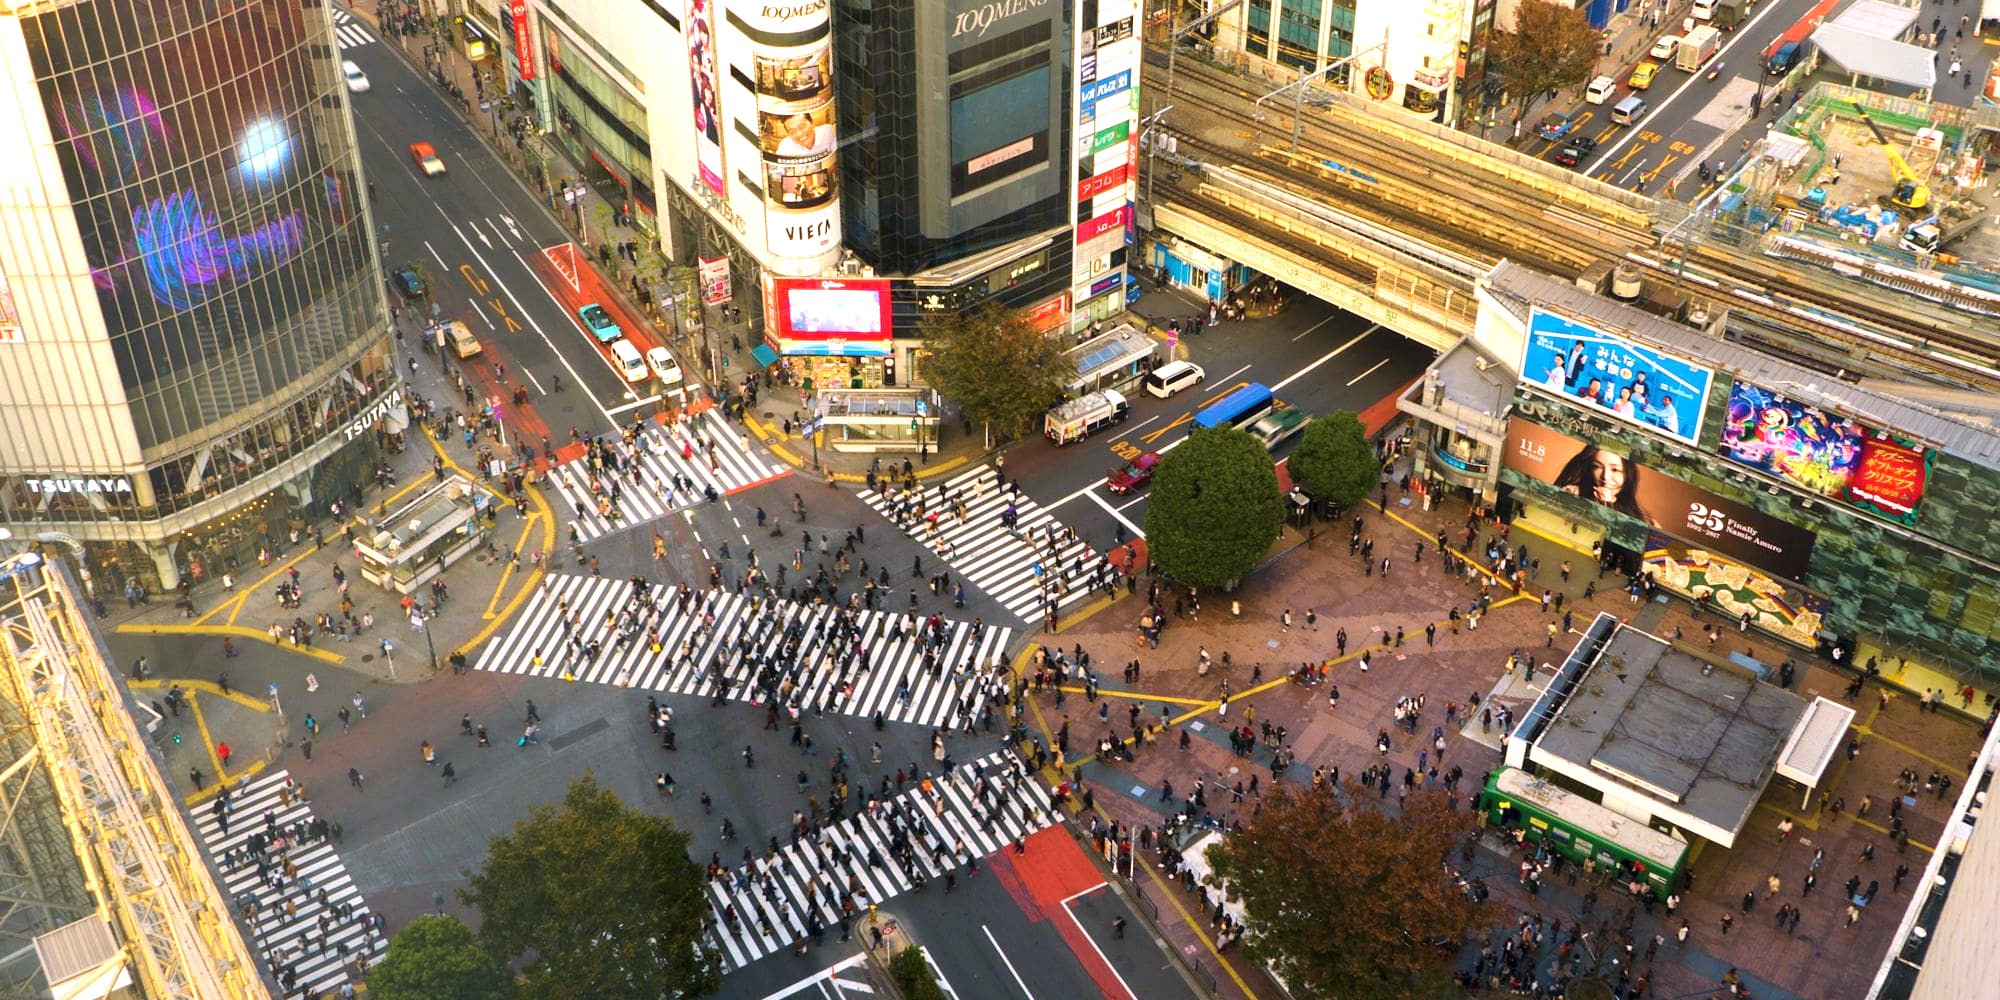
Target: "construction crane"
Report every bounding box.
[1852,102,1930,213]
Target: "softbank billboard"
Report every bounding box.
[731,0,841,259]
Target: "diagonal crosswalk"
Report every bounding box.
[707,751,1053,970]
[332,10,375,48]
[859,466,1111,624]
[476,574,1011,729]
[191,770,385,998]
[547,415,787,543]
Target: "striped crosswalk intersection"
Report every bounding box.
[859,465,1109,624]
[476,574,1010,728]
[547,415,785,543]
[332,10,375,48]
[192,770,384,998]
[707,751,1053,969]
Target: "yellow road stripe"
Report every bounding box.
[116,623,346,665]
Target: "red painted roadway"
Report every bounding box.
[988,827,1136,1000]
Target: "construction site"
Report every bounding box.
[1708,83,2000,286]
[0,551,264,1000]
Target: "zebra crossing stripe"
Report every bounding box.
[706,751,1052,970]
[547,419,787,542]
[475,574,1011,729]
[189,770,385,997]
[859,465,1106,623]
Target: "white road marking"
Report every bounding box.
[1089,489,1145,540]
[1058,886,1139,1000]
[1271,324,1380,393]
[1345,357,1389,386]
[982,925,1038,1000]
[1590,0,1801,168]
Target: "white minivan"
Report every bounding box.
[1143,360,1206,398]
[1584,75,1616,104]
[610,340,648,383]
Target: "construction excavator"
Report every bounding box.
[1852,102,1931,213]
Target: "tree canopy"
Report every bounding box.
[1143,427,1283,588]
[1287,410,1376,507]
[917,301,1077,443]
[370,915,506,1000]
[1209,783,1488,1000]
[1488,0,1601,120]
[460,776,720,1000]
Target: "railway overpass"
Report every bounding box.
[1142,56,2000,391]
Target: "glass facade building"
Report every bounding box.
[0,0,397,590]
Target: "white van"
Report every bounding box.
[1584,75,1617,105]
[1044,389,1130,444]
[1143,360,1206,398]
[610,340,648,383]
[1691,0,1715,20]
[1611,95,1648,126]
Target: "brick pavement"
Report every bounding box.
[1024,481,1984,1000]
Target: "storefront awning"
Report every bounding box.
[1775,696,1857,794]
[751,344,779,367]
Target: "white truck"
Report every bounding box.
[1676,25,1721,71]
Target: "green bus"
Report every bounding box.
[1482,767,1689,899]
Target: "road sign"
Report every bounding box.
[915,400,929,416]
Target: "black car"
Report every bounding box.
[392,267,426,299]
[1553,135,1598,169]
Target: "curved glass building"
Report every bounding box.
[0,0,399,590]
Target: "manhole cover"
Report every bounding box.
[361,654,375,663]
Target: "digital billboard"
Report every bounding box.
[1718,381,1931,526]
[684,0,725,197]
[751,32,839,258]
[1504,417,1817,582]
[1521,308,1714,445]
[770,278,892,356]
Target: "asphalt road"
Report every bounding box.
[344,41,682,438]
[1011,297,1433,547]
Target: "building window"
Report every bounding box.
[1248,0,1271,48]
[1276,0,1321,70]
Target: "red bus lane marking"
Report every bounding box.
[528,243,664,358]
[989,827,1136,1000]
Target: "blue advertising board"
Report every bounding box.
[1521,308,1714,445]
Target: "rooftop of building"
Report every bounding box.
[1535,623,1810,841]
[1485,261,2000,470]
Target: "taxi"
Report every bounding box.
[1629,62,1659,90]
[409,141,446,177]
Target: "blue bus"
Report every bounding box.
[1192,383,1275,432]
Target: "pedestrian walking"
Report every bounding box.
[348,767,364,790]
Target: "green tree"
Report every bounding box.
[1209,784,1489,1000]
[1143,427,1283,587]
[887,946,948,1000]
[1288,410,1377,506]
[370,915,505,1000]
[1488,0,1601,122]
[917,302,1077,444]
[461,776,720,1000]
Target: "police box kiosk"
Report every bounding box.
[1044,389,1130,445]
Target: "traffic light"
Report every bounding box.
[171,732,182,745]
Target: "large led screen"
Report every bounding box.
[771,278,892,356]
[1521,308,1714,446]
[1718,381,1930,526]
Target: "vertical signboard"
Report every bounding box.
[685,0,726,197]
[509,0,535,79]
[1072,0,1140,311]
[699,255,732,306]
[738,1,841,259]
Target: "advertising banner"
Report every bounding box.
[1503,417,1817,581]
[770,277,892,356]
[1521,308,1714,445]
[1077,203,1127,244]
[509,0,534,79]
[698,256,731,306]
[1718,381,1930,526]
[753,31,840,258]
[1642,534,1828,647]
[685,0,725,196]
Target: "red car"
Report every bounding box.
[1107,452,1162,495]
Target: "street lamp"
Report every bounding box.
[1138,105,1175,233]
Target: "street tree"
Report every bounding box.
[461,776,720,1000]
[917,302,1077,444]
[370,915,506,1000]
[1143,427,1283,588]
[1287,410,1377,507]
[1208,783,1489,1000]
[1488,0,1600,122]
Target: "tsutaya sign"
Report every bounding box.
[343,390,405,441]
[25,477,133,494]
[952,0,1049,38]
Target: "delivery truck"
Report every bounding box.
[1677,25,1721,70]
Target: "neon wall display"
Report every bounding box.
[685,0,727,197]
[1521,308,1715,446]
[21,0,379,447]
[769,278,892,356]
[1718,381,1931,526]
